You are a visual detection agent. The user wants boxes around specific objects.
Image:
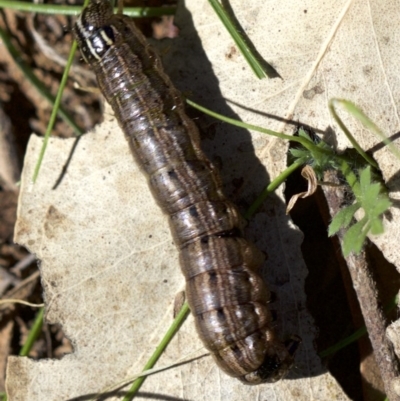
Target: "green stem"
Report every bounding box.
[207,0,267,79]
[186,98,338,161]
[0,1,175,17]
[319,294,398,358]
[32,39,83,182]
[19,307,45,356]
[318,324,367,358]
[329,99,379,169]
[244,161,302,219]
[1,307,45,401]
[122,302,190,401]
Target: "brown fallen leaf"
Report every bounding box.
[286,165,318,214]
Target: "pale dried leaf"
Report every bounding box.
[9,120,184,400]
[0,271,39,314]
[286,165,318,214]
[8,0,391,399]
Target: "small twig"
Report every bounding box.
[0,270,40,314]
[346,250,399,401]
[0,267,20,296]
[323,169,400,401]
[9,253,37,275]
[0,299,44,308]
[0,106,20,191]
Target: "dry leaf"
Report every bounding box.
[286,165,318,214]
[10,0,398,399]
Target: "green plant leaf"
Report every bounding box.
[328,202,361,236]
[289,148,308,158]
[298,128,312,141]
[342,217,369,256]
[358,167,391,233]
[370,217,385,236]
[335,166,392,255]
[359,165,372,190]
[289,129,338,179]
[289,148,311,166]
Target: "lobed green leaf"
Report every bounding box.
[328,203,361,236]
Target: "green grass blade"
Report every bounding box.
[122,302,190,401]
[207,0,276,79]
[32,39,83,182]
[186,99,298,141]
[244,161,302,219]
[19,307,45,356]
[1,307,43,401]
[331,98,400,162]
[318,324,368,358]
[0,1,175,17]
[186,99,342,165]
[319,294,398,358]
[329,99,379,169]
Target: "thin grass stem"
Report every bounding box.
[0,1,175,17]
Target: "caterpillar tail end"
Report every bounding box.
[241,335,302,385]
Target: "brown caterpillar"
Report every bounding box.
[74,0,298,384]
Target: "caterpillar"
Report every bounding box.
[74,0,298,384]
